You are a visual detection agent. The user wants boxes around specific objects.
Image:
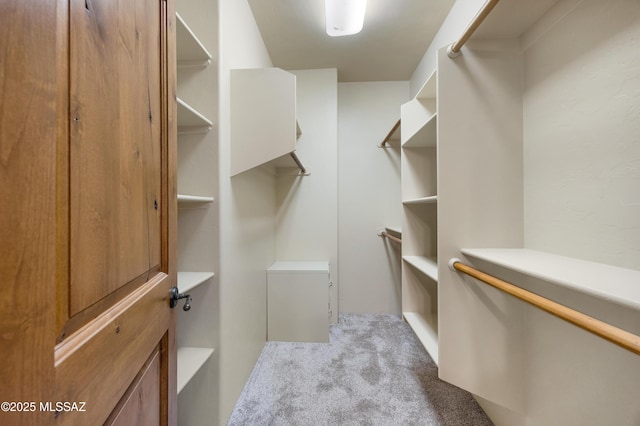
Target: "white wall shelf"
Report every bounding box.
[403,312,439,365]
[461,248,640,311]
[401,68,439,371]
[177,347,214,394]
[178,271,215,294]
[403,256,438,282]
[403,195,437,205]
[177,97,213,134]
[176,12,213,68]
[177,194,214,204]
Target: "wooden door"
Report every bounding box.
[0,0,178,424]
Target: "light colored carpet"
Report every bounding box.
[228,313,493,425]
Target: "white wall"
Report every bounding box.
[275,69,339,323]
[218,0,275,423]
[409,0,485,97]
[523,0,640,270]
[338,82,409,314]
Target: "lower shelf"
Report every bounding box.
[403,311,439,365]
[177,347,214,394]
[403,256,438,282]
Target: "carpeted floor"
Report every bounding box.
[228,313,493,425]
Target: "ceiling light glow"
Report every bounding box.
[325,0,367,37]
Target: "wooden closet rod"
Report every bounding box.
[379,119,401,148]
[447,0,502,58]
[379,231,402,244]
[449,259,640,355]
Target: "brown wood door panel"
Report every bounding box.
[69,0,163,315]
[1,0,177,423]
[54,273,170,425]
[0,1,59,424]
[107,344,162,426]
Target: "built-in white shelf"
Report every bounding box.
[178,272,215,294]
[403,312,439,365]
[177,98,213,134]
[403,195,437,205]
[461,248,640,311]
[176,13,213,68]
[177,194,214,205]
[177,347,214,394]
[403,256,438,282]
[402,112,437,148]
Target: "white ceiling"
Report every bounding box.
[248,0,456,82]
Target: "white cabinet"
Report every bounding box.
[267,261,330,343]
[400,70,439,364]
[230,68,307,177]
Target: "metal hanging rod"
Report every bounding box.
[447,0,502,58]
[378,231,402,244]
[289,152,307,175]
[378,119,401,148]
[448,258,640,356]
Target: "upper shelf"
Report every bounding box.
[461,248,640,311]
[176,12,213,68]
[177,98,213,134]
[230,68,303,176]
[401,70,437,148]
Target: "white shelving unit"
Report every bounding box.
[175,4,217,421]
[177,347,215,394]
[400,69,439,363]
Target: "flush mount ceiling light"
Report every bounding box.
[325,0,367,37]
